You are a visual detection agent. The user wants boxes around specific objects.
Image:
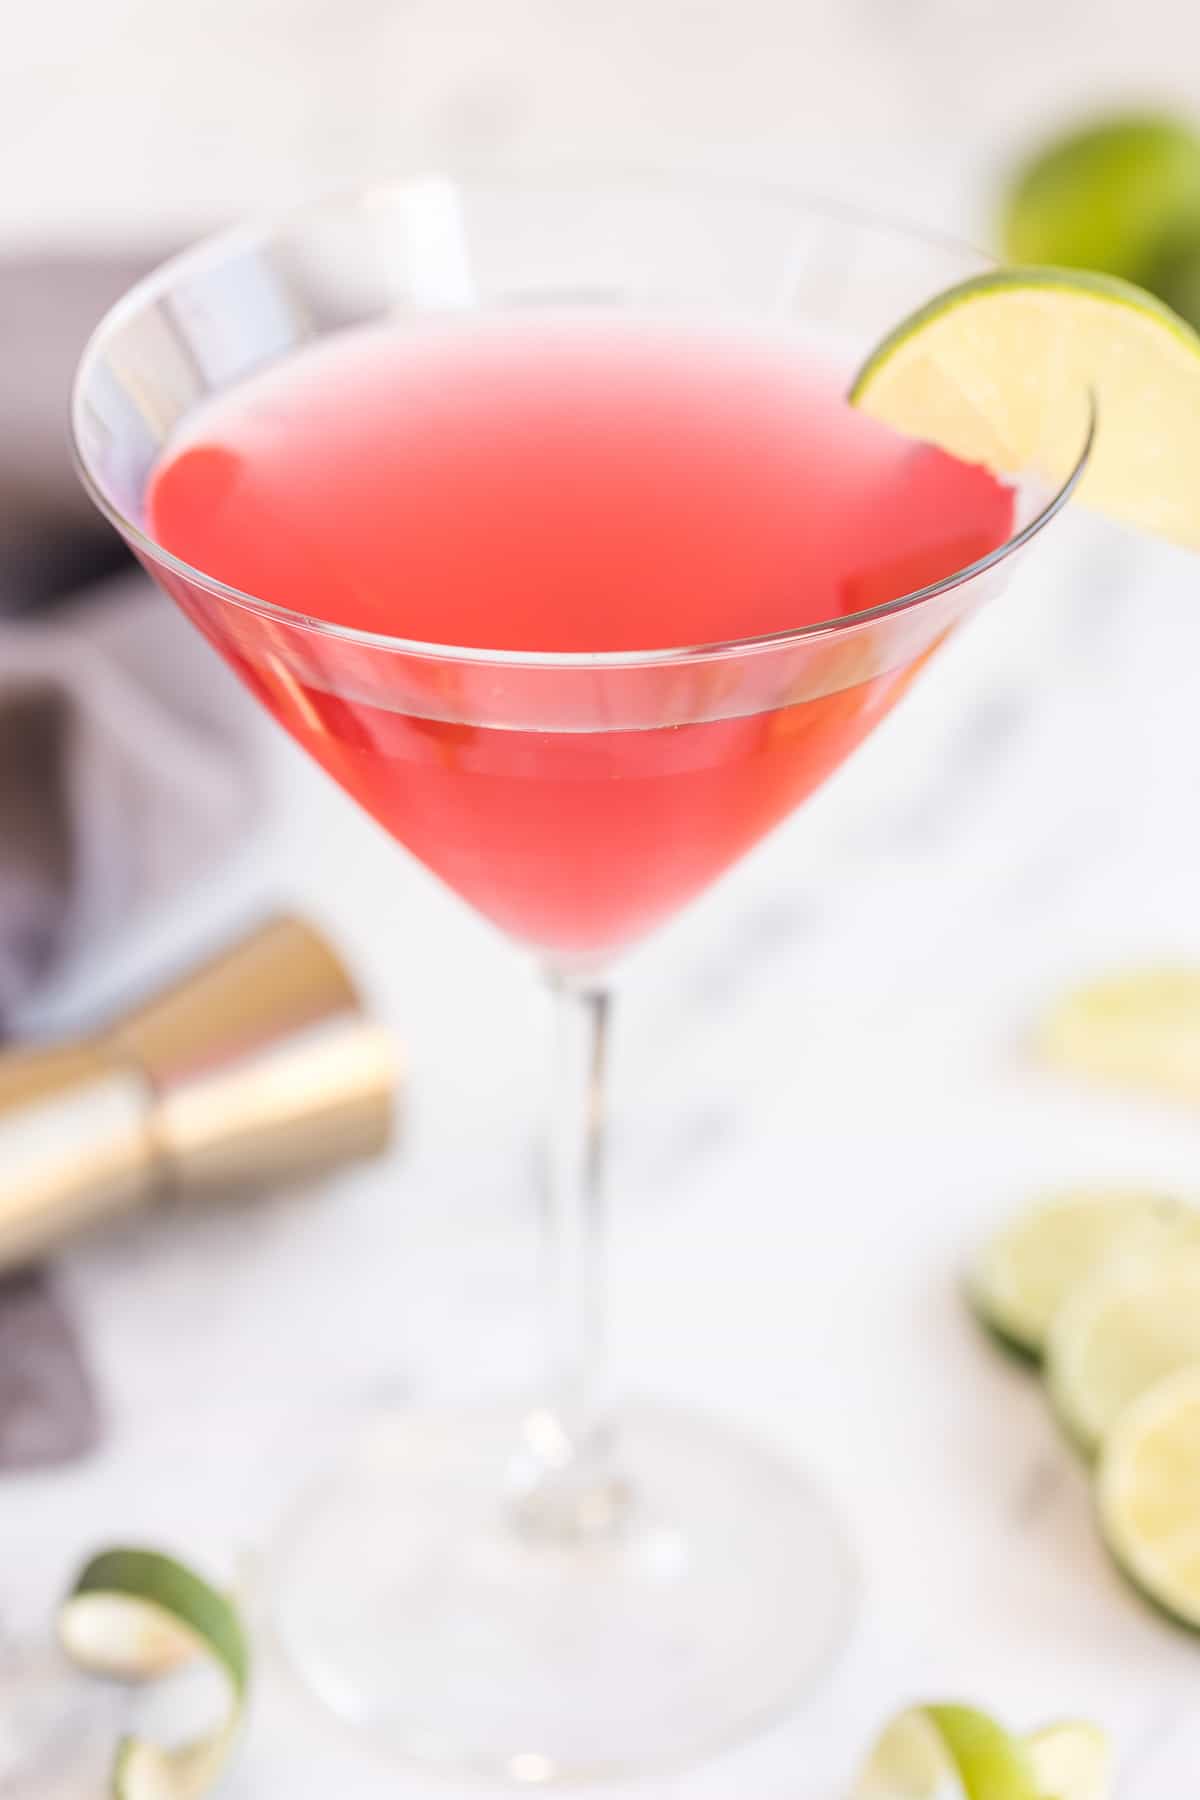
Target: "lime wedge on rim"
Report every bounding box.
[849,267,1200,551]
[1045,1244,1200,1455]
[1098,1363,1200,1630]
[968,1191,1193,1360]
[1026,1720,1112,1800]
[852,1703,1038,1798]
[59,1548,249,1799]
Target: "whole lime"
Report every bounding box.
[1152,236,1200,329]
[1002,113,1200,316]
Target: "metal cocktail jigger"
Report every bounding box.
[0,915,399,1268]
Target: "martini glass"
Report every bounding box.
[72,175,1090,1783]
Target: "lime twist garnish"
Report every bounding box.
[59,1548,249,1800]
[850,1702,1110,1799]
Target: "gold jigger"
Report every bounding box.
[0,916,399,1268]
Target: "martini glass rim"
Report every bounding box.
[71,168,1095,672]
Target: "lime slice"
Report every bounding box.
[852,1703,1038,1799]
[1001,115,1200,298]
[969,1191,1193,1359]
[849,268,1200,551]
[1046,1245,1200,1455]
[1041,966,1200,1102]
[59,1548,249,1799]
[1026,1721,1112,1800]
[1098,1363,1200,1629]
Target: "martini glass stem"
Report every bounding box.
[520,969,625,1535]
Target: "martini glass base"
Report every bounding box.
[266,1399,857,1784]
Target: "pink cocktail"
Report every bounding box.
[148,316,1012,956]
[73,177,1087,1781]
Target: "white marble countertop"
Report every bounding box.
[7,510,1200,1796]
[6,5,1200,1789]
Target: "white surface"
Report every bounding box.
[6,3,1200,1788]
[7,512,1200,1796]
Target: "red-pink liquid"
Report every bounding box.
[149,318,1013,954]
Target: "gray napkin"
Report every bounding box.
[0,1273,100,1470]
[0,244,257,1019]
[0,252,160,619]
[0,252,258,1466]
[0,574,257,1021]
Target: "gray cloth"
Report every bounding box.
[0,1272,97,1469]
[0,252,257,1469]
[0,252,163,617]
[0,574,257,1019]
[0,249,257,1021]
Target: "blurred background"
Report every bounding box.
[5,4,1200,1797]
[4,0,1200,239]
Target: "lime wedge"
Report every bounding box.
[1026,1721,1112,1800]
[59,1548,249,1800]
[852,1703,1038,1799]
[969,1191,1193,1360]
[1098,1363,1200,1629]
[849,268,1200,551]
[1046,1245,1200,1454]
[1041,966,1200,1102]
[1001,115,1200,300]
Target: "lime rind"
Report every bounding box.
[60,1548,249,1800]
[972,1308,1045,1369]
[850,266,1200,401]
